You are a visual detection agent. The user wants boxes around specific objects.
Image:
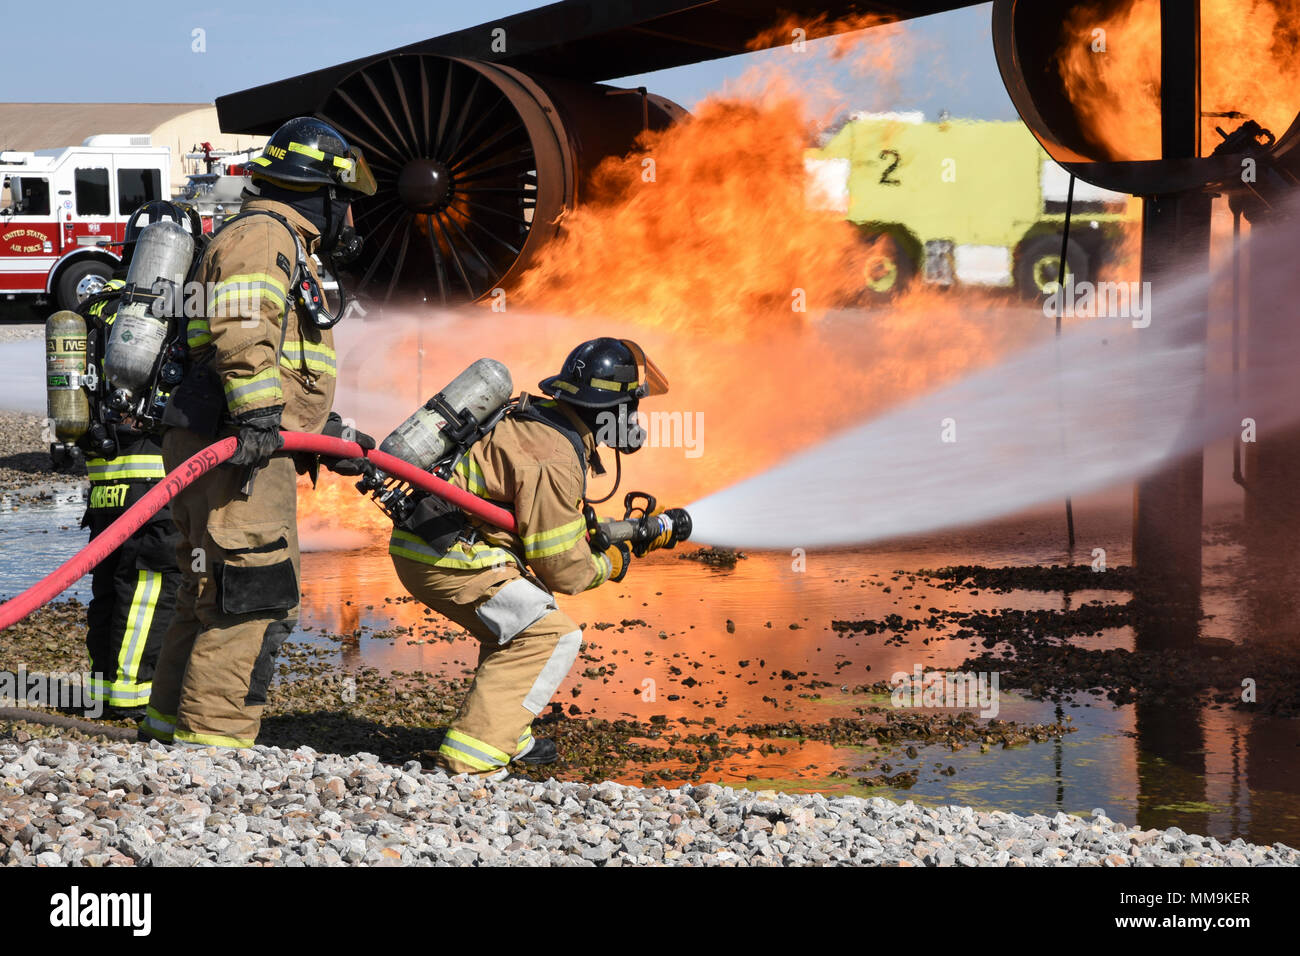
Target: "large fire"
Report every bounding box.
[512,90,867,330]
[300,13,1095,538]
[1057,0,1300,161]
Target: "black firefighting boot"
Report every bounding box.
[515,737,558,766]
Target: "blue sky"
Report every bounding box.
[3,1,1016,121]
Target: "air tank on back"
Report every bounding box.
[381,359,513,470]
[45,310,90,442]
[103,220,194,403]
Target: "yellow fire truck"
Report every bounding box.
[807,112,1142,298]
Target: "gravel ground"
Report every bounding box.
[0,734,1294,867]
[0,410,83,493]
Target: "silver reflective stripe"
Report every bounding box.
[225,376,280,405]
[476,577,557,646]
[142,714,173,736]
[522,629,582,715]
[513,733,535,761]
[441,734,508,768]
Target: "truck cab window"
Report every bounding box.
[74,167,110,216]
[15,177,51,216]
[117,168,161,214]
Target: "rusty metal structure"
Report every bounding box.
[995,0,1300,829]
[215,1,980,304]
[994,0,1300,645]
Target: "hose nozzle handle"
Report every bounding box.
[595,506,692,557]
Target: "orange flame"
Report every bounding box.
[1057,0,1300,161]
[310,13,1080,531]
[296,471,390,542]
[512,89,868,333]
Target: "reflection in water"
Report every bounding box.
[286,495,1300,846]
[0,487,90,602]
[1135,702,1208,835]
[3,481,1298,844]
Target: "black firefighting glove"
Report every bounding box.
[227,405,285,469]
[321,411,376,476]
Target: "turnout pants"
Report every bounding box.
[86,529,179,709]
[85,509,182,712]
[84,461,180,710]
[392,556,583,775]
[143,427,300,748]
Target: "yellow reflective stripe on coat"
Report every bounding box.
[440,729,510,771]
[206,274,289,319]
[389,529,519,570]
[224,367,283,412]
[86,456,166,482]
[280,339,338,376]
[211,272,289,297]
[453,456,487,496]
[522,516,586,560]
[586,550,612,591]
[186,318,213,348]
[173,729,256,749]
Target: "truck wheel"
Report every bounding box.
[55,260,114,312]
[859,233,915,302]
[1016,235,1090,301]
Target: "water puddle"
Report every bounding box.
[4,484,1299,846]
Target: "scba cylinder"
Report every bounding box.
[381,359,513,470]
[104,220,194,397]
[45,310,90,442]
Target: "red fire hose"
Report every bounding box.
[0,431,517,631]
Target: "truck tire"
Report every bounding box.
[55,260,114,312]
[858,232,915,302]
[1015,234,1090,301]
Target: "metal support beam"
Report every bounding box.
[1132,0,1208,646]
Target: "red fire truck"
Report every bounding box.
[0,135,171,310]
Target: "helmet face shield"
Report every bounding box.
[621,339,669,398]
[336,150,377,197]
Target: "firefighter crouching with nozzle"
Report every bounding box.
[47,202,206,719]
[361,338,688,777]
[139,117,377,748]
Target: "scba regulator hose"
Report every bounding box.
[0,431,518,631]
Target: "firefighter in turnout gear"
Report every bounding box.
[142,117,376,748]
[389,338,671,776]
[71,201,205,719]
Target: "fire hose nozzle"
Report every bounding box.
[660,507,692,546]
[589,502,692,556]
